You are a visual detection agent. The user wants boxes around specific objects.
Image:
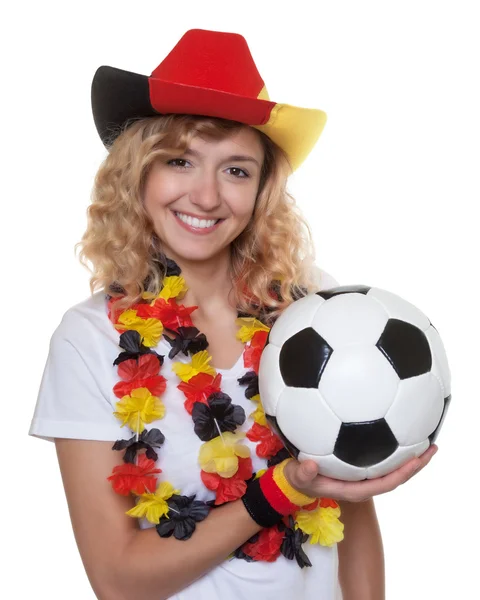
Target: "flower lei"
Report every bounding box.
[106,257,344,566]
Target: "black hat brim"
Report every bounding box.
[91,66,157,147]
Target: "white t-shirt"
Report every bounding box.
[29,268,342,600]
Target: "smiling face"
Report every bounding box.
[143,126,265,264]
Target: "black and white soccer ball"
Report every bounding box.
[258,285,451,481]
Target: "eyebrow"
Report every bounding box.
[183,148,261,168]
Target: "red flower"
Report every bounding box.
[200,457,253,504]
[136,298,197,330]
[107,296,131,324]
[113,375,167,398]
[107,454,161,496]
[242,525,284,562]
[251,330,268,350]
[113,354,167,398]
[303,499,319,511]
[117,354,161,381]
[243,344,263,373]
[301,497,340,512]
[246,423,284,459]
[268,286,281,301]
[320,497,339,509]
[178,373,223,414]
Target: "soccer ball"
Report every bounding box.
[258,285,451,481]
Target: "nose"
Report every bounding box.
[189,170,222,213]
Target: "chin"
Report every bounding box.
[163,244,229,263]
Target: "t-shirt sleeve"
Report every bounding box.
[28,316,126,443]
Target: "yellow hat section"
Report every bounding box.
[252,86,327,172]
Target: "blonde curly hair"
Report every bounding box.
[75,114,320,323]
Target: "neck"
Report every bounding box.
[164,249,235,314]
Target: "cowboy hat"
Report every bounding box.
[91,28,327,171]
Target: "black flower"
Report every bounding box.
[156,495,210,540]
[233,533,260,562]
[113,330,164,366]
[236,309,254,319]
[163,327,208,359]
[267,447,291,468]
[192,393,246,441]
[112,428,165,464]
[279,516,312,568]
[107,282,126,295]
[237,371,259,399]
[290,285,309,302]
[165,257,182,276]
[143,255,182,289]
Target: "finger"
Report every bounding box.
[425,444,439,459]
[294,459,319,487]
[404,444,438,474]
[309,445,439,501]
[363,445,438,491]
[315,455,427,501]
[405,445,439,479]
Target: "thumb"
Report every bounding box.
[295,460,318,485]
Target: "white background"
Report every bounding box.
[4,0,478,597]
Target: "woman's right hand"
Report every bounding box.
[283,444,438,503]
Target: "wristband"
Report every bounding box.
[242,458,315,527]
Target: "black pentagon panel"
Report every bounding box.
[334,419,398,467]
[266,414,300,459]
[316,285,371,300]
[429,395,452,444]
[279,327,333,388]
[377,318,432,379]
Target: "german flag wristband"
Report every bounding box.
[242,459,315,528]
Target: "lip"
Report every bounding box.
[172,211,224,235]
[173,209,223,220]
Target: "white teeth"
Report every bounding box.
[175,212,218,229]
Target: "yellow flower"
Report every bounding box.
[141,290,158,302]
[114,310,163,347]
[126,481,180,524]
[158,276,188,301]
[113,387,165,433]
[117,309,141,326]
[172,350,216,382]
[199,432,251,478]
[235,317,270,343]
[136,318,164,347]
[295,506,345,547]
[254,469,267,479]
[250,404,267,426]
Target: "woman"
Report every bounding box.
[28,29,437,600]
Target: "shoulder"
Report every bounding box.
[51,291,118,356]
[30,291,129,442]
[311,265,340,290]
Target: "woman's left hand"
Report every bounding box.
[284,443,438,503]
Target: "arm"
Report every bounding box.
[55,438,262,600]
[337,499,385,600]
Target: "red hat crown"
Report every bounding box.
[151,29,265,99]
